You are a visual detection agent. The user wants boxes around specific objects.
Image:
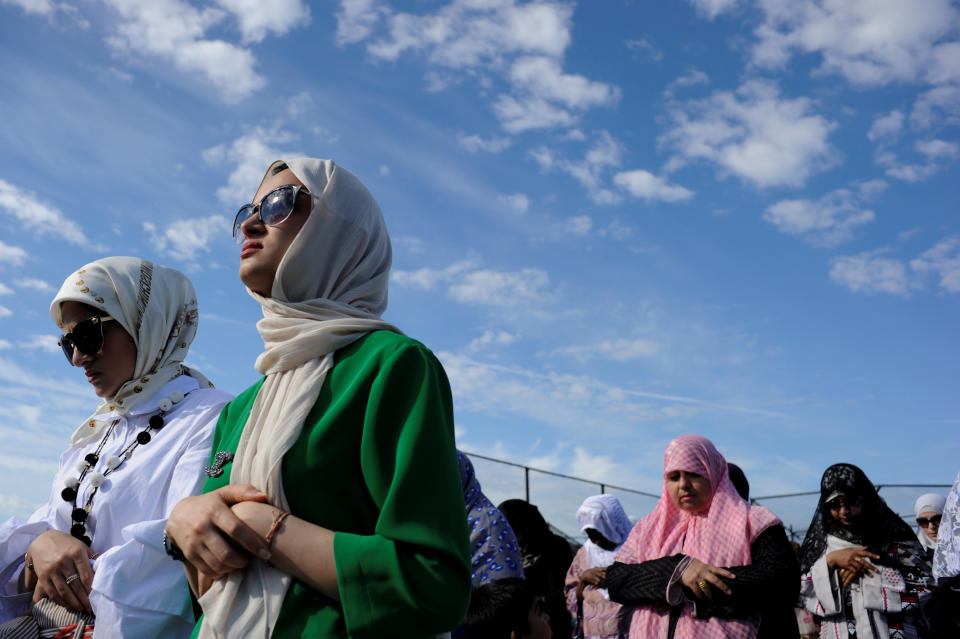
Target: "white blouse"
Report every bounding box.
[0,375,231,638]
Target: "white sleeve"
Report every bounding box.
[88,395,222,639]
[0,500,58,619]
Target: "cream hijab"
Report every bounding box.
[50,256,213,447]
[198,159,399,638]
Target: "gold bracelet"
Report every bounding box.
[264,509,290,548]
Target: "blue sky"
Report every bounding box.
[0,0,957,536]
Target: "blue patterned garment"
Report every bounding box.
[934,471,960,579]
[458,451,525,586]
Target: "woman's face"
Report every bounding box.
[60,301,137,398]
[917,510,941,542]
[666,470,713,514]
[827,495,862,528]
[585,528,618,551]
[237,168,312,296]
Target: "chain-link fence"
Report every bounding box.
[463,452,951,544]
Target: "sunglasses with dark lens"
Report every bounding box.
[826,496,862,510]
[59,315,115,363]
[232,184,310,244]
[917,514,942,527]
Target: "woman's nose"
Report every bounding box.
[71,347,92,367]
[239,209,264,238]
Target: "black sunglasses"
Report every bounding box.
[232,184,310,244]
[917,514,942,527]
[59,315,115,363]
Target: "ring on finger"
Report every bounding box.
[65,574,80,585]
[697,580,709,591]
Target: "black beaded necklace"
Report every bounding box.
[60,392,184,546]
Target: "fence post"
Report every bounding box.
[600,483,605,494]
[525,466,530,503]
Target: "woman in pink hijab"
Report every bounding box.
[605,435,799,639]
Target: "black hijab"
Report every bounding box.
[798,463,919,572]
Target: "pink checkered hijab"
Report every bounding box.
[616,435,781,639]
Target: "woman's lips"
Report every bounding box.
[241,241,263,258]
[86,371,101,384]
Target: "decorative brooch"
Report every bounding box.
[205,451,234,478]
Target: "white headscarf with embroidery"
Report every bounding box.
[914,492,946,551]
[198,159,399,639]
[50,256,212,447]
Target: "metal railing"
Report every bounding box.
[463,452,952,543]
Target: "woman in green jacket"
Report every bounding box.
[165,158,471,638]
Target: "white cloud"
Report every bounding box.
[613,170,694,203]
[379,165,391,176]
[916,138,959,160]
[662,80,838,188]
[571,446,624,484]
[17,278,54,293]
[457,133,512,154]
[751,0,959,88]
[0,340,11,350]
[449,268,553,307]
[493,95,576,133]
[467,329,519,352]
[563,215,593,236]
[664,69,710,97]
[911,236,960,293]
[498,193,530,213]
[103,0,265,103]
[0,283,12,295]
[0,243,28,267]
[203,127,299,204]
[530,131,626,203]
[0,179,91,246]
[144,215,231,262]
[392,259,479,290]
[22,335,60,354]
[0,306,12,318]
[335,0,385,45]
[339,1,617,134]
[1,0,53,13]
[363,1,573,66]
[829,252,915,296]
[551,337,659,362]
[626,38,663,61]
[507,56,620,110]
[867,109,904,143]
[688,0,741,19]
[911,85,960,129]
[213,0,309,44]
[764,188,875,246]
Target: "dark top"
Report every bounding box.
[605,525,800,639]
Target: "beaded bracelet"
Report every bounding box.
[264,509,290,549]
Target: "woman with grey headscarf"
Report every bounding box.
[165,159,470,638]
[0,257,229,638]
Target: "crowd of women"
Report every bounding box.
[0,156,955,638]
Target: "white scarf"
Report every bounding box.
[825,535,902,639]
[576,494,632,600]
[198,158,399,638]
[50,257,213,447]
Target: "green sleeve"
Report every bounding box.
[333,341,471,638]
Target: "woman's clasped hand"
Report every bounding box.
[23,530,96,613]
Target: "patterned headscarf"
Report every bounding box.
[914,492,946,551]
[50,257,213,446]
[934,472,960,579]
[798,463,919,573]
[458,451,524,586]
[615,435,780,639]
[576,494,632,569]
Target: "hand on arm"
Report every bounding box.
[25,530,97,614]
[164,484,271,585]
[576,566,606,599]
[229,501,340,601]
[680,558,735,600]
[827,546,878,587]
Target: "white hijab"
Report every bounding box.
[50,256,213,447]
[914,492,946,551]
[576,494,633,569]
[198,158,399,638]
